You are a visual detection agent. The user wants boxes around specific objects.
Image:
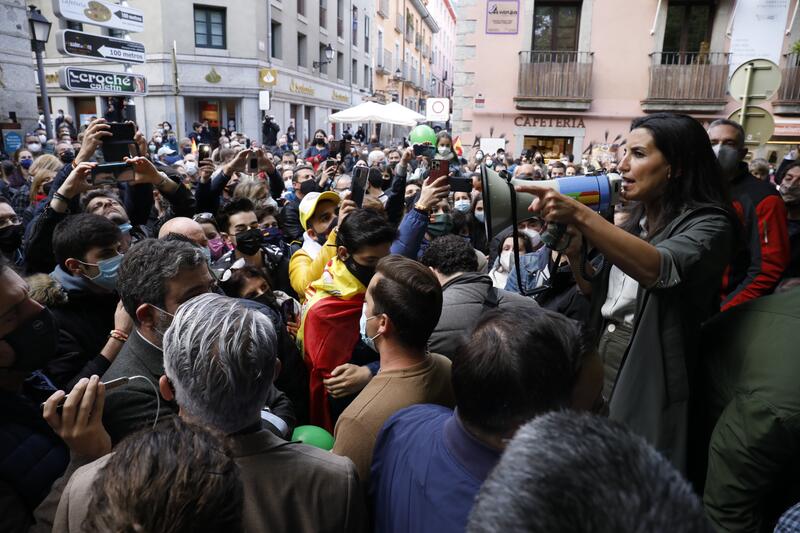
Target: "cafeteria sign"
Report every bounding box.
[58,67,147,95]
[486,0,519,34]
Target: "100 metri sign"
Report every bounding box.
[58,67,147,95]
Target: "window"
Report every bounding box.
[352,7,358,45]
[297,32,307,67]
[377,30,384,66]
[320,0,327,28]
[271,21,282,59]
[395,43,400,70]
[337,51,344,79]
[364,16,370,52]
[319,44,329,74]
[298,0,306,16]
[532,2,580,51]
[194,6,226,49]
[352,59,358,84]
[663,1,714,56]
[337,0,344,37]
[364,64,369,87]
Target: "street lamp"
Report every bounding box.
[313,43,335,70]
[28,6,53,140]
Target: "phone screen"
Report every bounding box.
[249,154,259,172]
[102,122,137,163]
[351,167,368,207]
[198,144,211,159]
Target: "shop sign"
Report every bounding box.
[486,0,519,35]
[514,115,585,128]
[290,80,315,96]
[259,68,278,87]
[333,90,350,104]
[53,0,144,33]
[3,132,22,155]
[58,66,147,95]
[774,122,800,137]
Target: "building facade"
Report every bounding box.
[453,0,800,164]
[372,0,440,112]
[430,0,455,99]
[30,0,374,146]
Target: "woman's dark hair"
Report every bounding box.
[625,113,732,238]
[86,418,243,533]
[220,265,275,304]
[336,208,397,254]
[313,129,327,138]
[494,231,533,262]
[436,131,453,146]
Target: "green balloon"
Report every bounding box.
[292,425,335,450]
[409,125,437,145]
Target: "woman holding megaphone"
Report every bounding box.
[515,113,736,473]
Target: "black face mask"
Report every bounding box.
[0,224,23,253]
[314,216,338,246]
[2,307,57,373]
[59,150,75,164]
[344,255,375,288]
[235,228,264,256]
[404,195,416,212]
[316,138,326,146]
[299,179,319,196]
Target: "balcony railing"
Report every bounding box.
[377,49,392,74]
[775,52,800,114]
[378,0,389,18]
[395,14,403,33]
[642,51,729,112]
[516,51,593,110]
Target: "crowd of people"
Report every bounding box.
[0,109,799,533]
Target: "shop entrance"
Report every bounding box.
[522,135,573,162]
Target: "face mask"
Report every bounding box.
[185,162,198,176]
[1,307,57,373]
[60,150,75,164]
[81,253,123,291]
[0,223,23,253]
[358,302,380,352]
[208,237,228,261]
[338,190,350,200]
[780,181,800,205]
[154,136,163,144]
[118,223,133,234]
[58,112,64,118]
[27,143,42,153]
[474,211,485,223]
[235,228,264,256]
[38,135,47,144]
[427,213,453,237]
[293,145,301,152]
[438,146,452,157]
[313,217,337,246]
[150,304,175,341]
[521,228,542,248]
[343,255,376,288]
[454,199,471,213]
[200,246,212,267]
[20,159,33,170]
[500,250,513,272]
[404,195,416,211]
[299,179,319,196]
[316,138,326,146]
[164,124,171,132]
[182,146,192,155]
[261,226,284,246]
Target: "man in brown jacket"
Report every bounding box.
[52,293,367,533]
[332,256,456,482]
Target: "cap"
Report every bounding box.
[157,146,176,156]
[299,191,341,231]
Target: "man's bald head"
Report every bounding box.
[158,217,209,247]
[514,164,537,180]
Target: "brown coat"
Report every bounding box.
[52,429,368,533]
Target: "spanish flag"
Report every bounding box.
[191,138,198,154]
[453,136,463,157]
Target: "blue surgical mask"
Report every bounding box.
[474,211,485,223]
[118,222,133,234]
[359,303,380,352]
[454,199,471,213]
[81,253,123,291]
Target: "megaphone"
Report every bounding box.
[480,165,623,246]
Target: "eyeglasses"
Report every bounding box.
[193,212,215,224]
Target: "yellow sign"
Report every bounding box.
[45,73,59,85]
[205,67,222,83]
[290,80,315,96]
[259,68,278,87]
[332,90,350,103]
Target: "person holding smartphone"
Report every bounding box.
[303,129,330,171]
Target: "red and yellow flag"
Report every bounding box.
[191,138,198,154]
[453,136,463,157]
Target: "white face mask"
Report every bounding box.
[38,134,47,143]
[438,146,452,156]
[500,250,513,272]
[27,142,42,152]
[154,136,163,144]
[184,162,198,175]
[521,228,542,248]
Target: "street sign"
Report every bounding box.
[3,132,22,155]
[426,98,450,122]
[58,66,147,95]
[729,59,782,103]
[53,0,144,33]
[56,30,146,64]
[728,106,775,146]
[259,91,271,111]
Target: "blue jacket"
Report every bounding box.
[504,247,550,295]
[391,209,428,259]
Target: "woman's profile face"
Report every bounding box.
[618,128,670,205]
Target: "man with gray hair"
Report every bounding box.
[157,293,367,532]
[468,412,711,533]
[101,238,215,444]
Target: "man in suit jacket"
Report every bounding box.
[53,293,367,533]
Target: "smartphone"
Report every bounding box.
[249,153,259,172]
[281,299,298,323]
[414,144,436,159]
[329,140,351,159]
[91,161,134,185]
[429,160,449,181]
[41,376,130,410]
[101,122,137,163]
[245,138,252,149]
[198,143,211,159]
[351,166,368,207]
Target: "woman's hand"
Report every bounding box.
[515,183,592,227]
[323,363,373,398]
